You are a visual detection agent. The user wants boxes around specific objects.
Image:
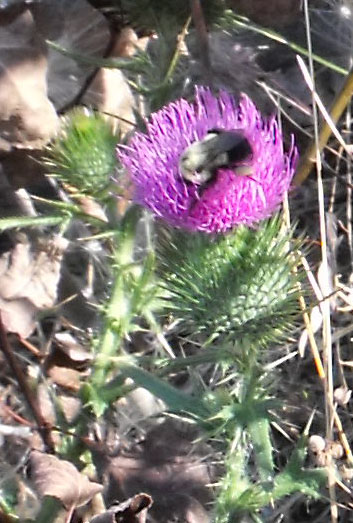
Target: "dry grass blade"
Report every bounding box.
[294,68,353,186]
[302,1,336,521]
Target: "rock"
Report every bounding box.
[46,0,111,110]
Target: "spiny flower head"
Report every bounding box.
[47,109,119,195]
[118,87,297,233]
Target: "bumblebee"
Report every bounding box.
[179,129,253,185]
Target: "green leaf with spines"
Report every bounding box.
[214,435,325,522]
[105,357,211,420]
[273,434,326,500]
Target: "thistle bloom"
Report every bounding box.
[118,87,297,233]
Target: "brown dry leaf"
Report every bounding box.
[59,395,81,424]
[37,383,56,427]
[90,494,152,523]
[112,28,140,59]
[0,236,68,337]
[82,26,141,135]
[82,68,136,135]
[46,366,82,392]
[30,450,103,510]
[76,195,108,223]
[116,387,164,434]
[54,332,93,366]
[81,29,137,135]
[36,383,81,441]
[0,8,58,150]
[43,332,91,391]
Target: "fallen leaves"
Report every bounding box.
[30,450,103,510]
[0,235,68,337]
[44,331,93,391]
[90,494,152,523]
[0,8,58,150]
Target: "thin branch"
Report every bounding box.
[189,0,211,84]
[0,314,55,453]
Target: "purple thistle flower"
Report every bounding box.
[117,87,298,233]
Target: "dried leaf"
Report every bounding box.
[30,450,103,510]
[54,332,93,365]
[90,494,152,523]
[0,236,68,337]
[82,61,135,136]
[0,8,58,149]
[59,395,82,424]
[76,196,108,223]
[44,332,91,391]
[334,386,352,407]
[37,383,56,426]
[46,366,82,392]
[112,28,140,58]
[117,387,165,434]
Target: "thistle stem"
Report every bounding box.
[91,208,139,388]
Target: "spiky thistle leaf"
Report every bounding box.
[214,446,267,522]
[46,109,119,196]
[214,433,325,522]
[157,216,302,353]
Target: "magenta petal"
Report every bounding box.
[117,87,298,233]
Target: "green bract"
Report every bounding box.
[157,216,301,352]
[46,110,119,196]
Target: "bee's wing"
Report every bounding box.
[212,131,245,153]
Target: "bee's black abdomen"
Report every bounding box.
[208,129,252,166]
[227,135,252,164]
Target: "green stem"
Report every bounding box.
[91,208,139,388]
[155,347,235,373]
[0,215,66,231]
[47,40,148,71]
[91,274,124,387]
[164,16,191,83]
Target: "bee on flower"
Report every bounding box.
[117,87,298,233]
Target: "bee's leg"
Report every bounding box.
[187,176,215,213]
